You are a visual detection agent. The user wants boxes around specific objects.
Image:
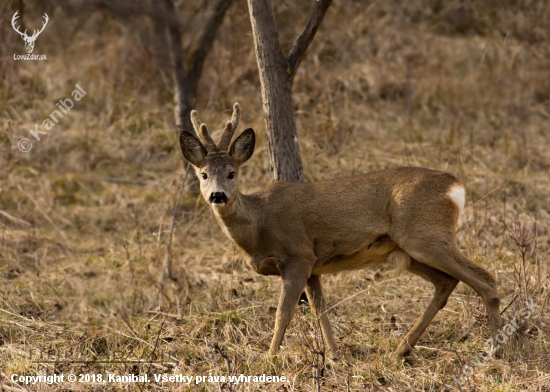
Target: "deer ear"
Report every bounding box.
[179,131,206,167]
[230,128,255,165]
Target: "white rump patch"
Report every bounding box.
[388,250,411,276]
[447,184,465,218]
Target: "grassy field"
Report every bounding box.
[1,0,549,390]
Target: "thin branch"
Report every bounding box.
[146,310,181,319]
[155,166,190,309]
[287,0,332,80]
[500,293,519,315]
[187,0,234,95]
[204,338,234,391]
[0,210,31,227]
[103,177,156,186]
[159,0,195,135]
[458,293,519,343]
[320,286,371,317]
[146,317,166,375]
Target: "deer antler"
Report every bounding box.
[11,11,27,39]
[190,110,202,135]
[190,110,218,152]
[217,103,240,151]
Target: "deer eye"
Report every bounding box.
[228,172,235,180]
[201,173,208,180]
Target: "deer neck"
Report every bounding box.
[212,192,258,255]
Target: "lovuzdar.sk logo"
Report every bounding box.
[11,11,48,61]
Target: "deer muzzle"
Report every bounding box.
[210,192,227,205]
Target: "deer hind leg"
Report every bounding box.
[305,275,340,357]
[406,244,502,350]
[268,263,310,355]
[452,251,502,340]
[394,258,459,357]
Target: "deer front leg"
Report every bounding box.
[305,275,340,357]
[268,263,310,355]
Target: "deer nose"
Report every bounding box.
[210,192,227,204]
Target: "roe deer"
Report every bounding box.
[179,103,502,357]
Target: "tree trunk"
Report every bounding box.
[248,0,304,183]
[248,0,332,183]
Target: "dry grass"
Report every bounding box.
[1,0,549,390]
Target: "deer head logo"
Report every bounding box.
[11,11,49,54]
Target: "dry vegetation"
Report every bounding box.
[1,0,550,390]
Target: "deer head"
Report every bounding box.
[12,11,49,54]
[179,103,255,212]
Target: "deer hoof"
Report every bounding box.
[394,344,412,358]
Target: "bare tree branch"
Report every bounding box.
[187,0,234,95]
[287,0,332,81]
[159,0,195,135]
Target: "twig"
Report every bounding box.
[297,318,325,392]
[17,185,69,242]
[503,215,537,302]
[450,348,471,392]
[500,293,519,315]
[146,310,181,319]
[0,210,30,226]
[156,165,191,309]
[458,293,519,342]
[204,338,234,392]
[287,0,333,79]
[1,370,28,391]
[146,317,167,375]
[321,286,371,317]
[103,177,156,186]
[105,326,156,349]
